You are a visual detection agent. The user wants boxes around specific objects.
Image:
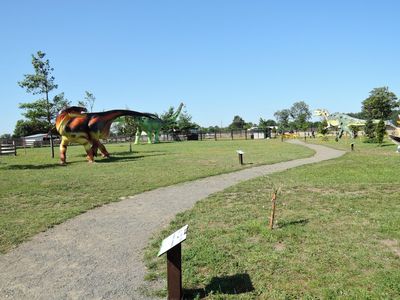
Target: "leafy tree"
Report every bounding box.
[274,109,290,132]
[290,101,311,131]
[364,117,376,140]
[77,91,96,112]
[362,87,399,119]
[13,119,49,137]
[160,106,176,132]
[18,51,69,157]
[177,109,198,133]
[375,119,386,145]
[258,118,276,128]
[229,115,246,130]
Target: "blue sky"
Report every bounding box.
[1,0,400,134]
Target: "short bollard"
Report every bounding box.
[158,225,188,300]
[351,143,354,151]
[236,150,244,165]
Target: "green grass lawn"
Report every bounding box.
[0,139,313,254]
[144,137,400,299]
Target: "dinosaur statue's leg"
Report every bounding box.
[59,137,69,165]
[80,139,95,163]
[154,130,160,143]
[335,129,343,142]
[147,131,153,144]
[97,141,110,158]
[134,128,141,145]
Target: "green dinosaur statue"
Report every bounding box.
[134,102,185,144]
[314,109,381,141]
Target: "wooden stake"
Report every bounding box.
[269,192,277,230]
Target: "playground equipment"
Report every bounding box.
[56,106,158,164]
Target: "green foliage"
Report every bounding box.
[274,101,311,132]
[77,91,96,112]
[177,109,198,133]
[363,117,376,142]
[362,86,399,119]
[258,118,276,129]
[13,119,49,137]
[376,119,386,144]
[229,115,246,130]
[274,109,290,132]
[317,119,328,135]
[18,51,57,96]
[289,101,312,131]
[17,51,69,156]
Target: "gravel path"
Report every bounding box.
[0,141,345,300]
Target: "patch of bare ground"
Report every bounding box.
[274,241,286,252]
[381,239,400,257]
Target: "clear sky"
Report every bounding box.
[1,0,400,135]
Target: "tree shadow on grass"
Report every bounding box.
[183,273,254,299]
[277,218,309,228]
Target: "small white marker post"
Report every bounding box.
[158,224,188,300]
[236,150,244,165]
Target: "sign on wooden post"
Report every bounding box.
[236,150,244,165]
[158,224,188,300]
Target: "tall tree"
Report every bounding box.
[375,119,386,145]
[258,118,277,128]
[362,87,399,119]
[18,51,68,157]
[177,109,198,133]
[290,101,312,131]
[229,115,246,130]
[364,117,375,140]
[274,109,290,132]
[77,91,96,112]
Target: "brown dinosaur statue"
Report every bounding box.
[55,106,157,164]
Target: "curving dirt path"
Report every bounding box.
[0,141,345,299]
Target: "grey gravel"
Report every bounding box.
[0,141,344,299]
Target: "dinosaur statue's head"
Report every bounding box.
[314,109,330,118]
[58,106,88,117]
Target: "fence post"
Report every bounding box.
[245,130,247,140]
[231,130,233,140]
[214,132,217,141]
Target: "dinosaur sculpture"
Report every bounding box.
[134,102,185,144]
[388,115,400,152]
[56,106,158,164]
[314,109,381,141]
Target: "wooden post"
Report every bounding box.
[214,132,217,141]
[269,192,277,230]
[231,130,233,140]
[13,141,16,156]
[245,130,247,140]
[167,244,182,300]
[351,143,354,151]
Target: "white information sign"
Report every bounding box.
[158,224,188,257]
